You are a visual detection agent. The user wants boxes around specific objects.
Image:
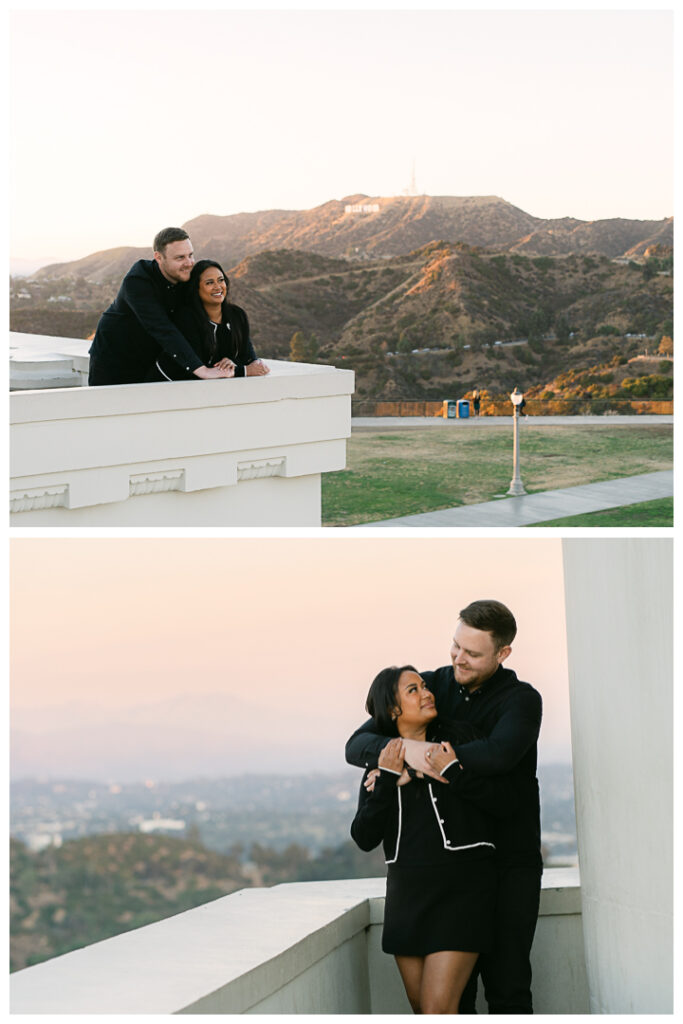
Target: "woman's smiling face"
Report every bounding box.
[394,670,437,728]
[198,266,227,307]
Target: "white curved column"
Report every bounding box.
[562,538,673,1013]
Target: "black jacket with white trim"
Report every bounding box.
[154,303,258,381]
[350,719,517,865]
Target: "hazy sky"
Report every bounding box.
[11,537,571,773]
[9,6,673,266]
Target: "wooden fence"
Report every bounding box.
[352,399,673,417]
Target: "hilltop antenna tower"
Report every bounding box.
[402,160,418,197]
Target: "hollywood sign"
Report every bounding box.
[344,204,380,214]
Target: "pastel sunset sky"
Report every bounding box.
[11,538,571,778]
[9,6,672,268]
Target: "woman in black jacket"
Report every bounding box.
[351,665,515,1015]
[148,259,270,381]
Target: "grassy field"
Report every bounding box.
[321,423,673,526]
[529,496,673,528]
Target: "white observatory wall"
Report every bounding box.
[562,539,673,1014]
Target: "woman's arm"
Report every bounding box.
[224,306,269,377]
[350,739,404,850]
[350,768,400,852]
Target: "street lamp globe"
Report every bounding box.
[510,387,524,407]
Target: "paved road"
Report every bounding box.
[354,470,673,528]
[352,415,672,430]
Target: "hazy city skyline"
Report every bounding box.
[10,8,672,269]
[11,537,571,779]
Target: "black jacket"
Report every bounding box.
[153,303,257,381]
[346,665,543,868]
[88,260,203,385]
[351,720,516,864]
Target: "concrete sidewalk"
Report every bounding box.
[352,415,672,430]
[357,470,673,527]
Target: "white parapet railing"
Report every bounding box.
[10,869,588,1014]
[9,334,354,527]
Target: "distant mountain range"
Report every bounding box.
[31,194,673,282]
[11,195,673,403]
[10,693,342,781]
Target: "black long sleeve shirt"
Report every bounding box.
[88,260,204,385]
[346,665,543,868]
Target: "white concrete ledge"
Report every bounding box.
[10,332,90,390]
[10,869,587,1015]
[9,336,354,526]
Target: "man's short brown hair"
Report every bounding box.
[153,227,190,254]
[459,599,517,649]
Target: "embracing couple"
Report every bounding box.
[88,227,269,386]
[347,599,543,1015]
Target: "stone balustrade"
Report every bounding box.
[9,868,587,1014]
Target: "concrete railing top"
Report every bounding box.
[10,868,580,1015]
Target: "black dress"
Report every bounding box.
[351,720,515,957]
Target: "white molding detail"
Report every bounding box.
[9,485,68,513]
[9,342,354,526]
[129,470,184,496]
[237,457,285,481]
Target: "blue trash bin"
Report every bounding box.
[457,399,470,418]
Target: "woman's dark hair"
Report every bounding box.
[188,259,245,364]
[366,665,418,736]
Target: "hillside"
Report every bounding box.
[10,194,673,403]
[28,194,671,282]
[10,831,385,972]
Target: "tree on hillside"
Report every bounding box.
[289,330,319,362]
[290,332,307,361]
[555,314,571,345]
[306,332,319,362]
[658,335,673,356]
[397,332,413,354]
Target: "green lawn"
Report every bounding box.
[529,496,673,528]
[322,423,673,526]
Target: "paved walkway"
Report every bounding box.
[358,470,673,527]
[352,415,672,430]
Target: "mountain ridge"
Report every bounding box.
[29,194,672,282]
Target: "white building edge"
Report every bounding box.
[9,333,354,527]
[9,540,673,1013]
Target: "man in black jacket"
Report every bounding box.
[345,599,543,1014]
[88,227,234,385]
